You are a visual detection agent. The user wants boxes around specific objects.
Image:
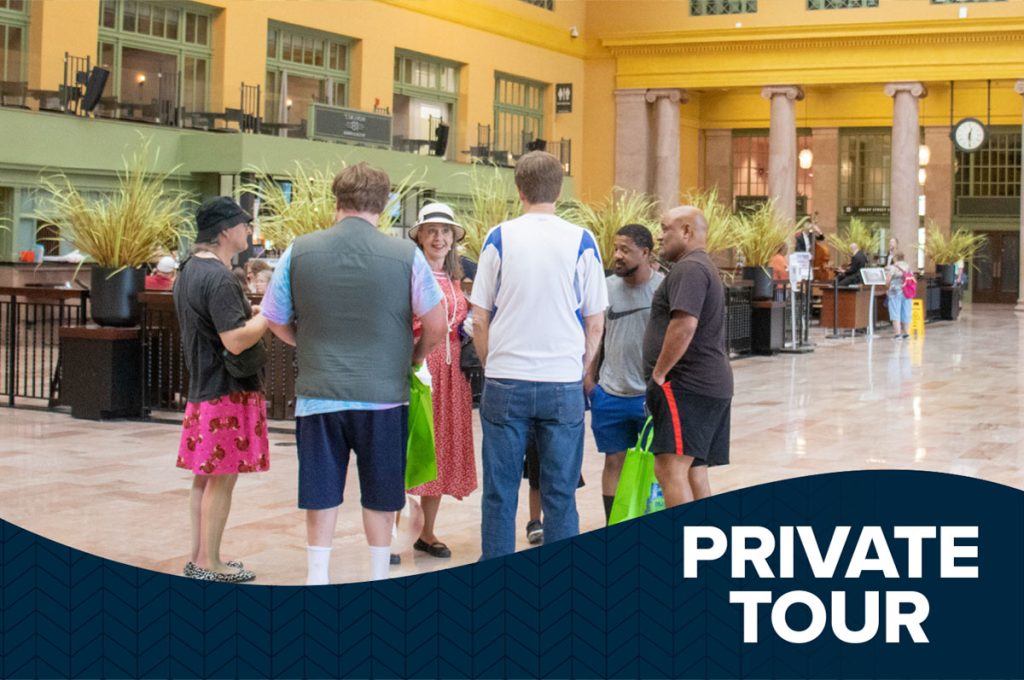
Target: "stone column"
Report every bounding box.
[761,85,804,225]
[614,89,652,195]
[703,129,733,208]
[885,82,928,253]
[646,88,687,209]
[1015,80,1024,312]
[810,127,839,235]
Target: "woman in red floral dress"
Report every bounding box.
[408,203,478,558]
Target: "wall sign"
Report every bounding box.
[555,83,572,113]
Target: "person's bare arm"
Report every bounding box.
[582,313,605,392]
[265,318,297,347]
[413,302,446,366]
[472,305,491,369]
[219,311,269,355]
[651,312,698,385]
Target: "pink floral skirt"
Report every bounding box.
[176,391,270,475]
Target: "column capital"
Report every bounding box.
[760,85,804,101]
[1014,80,1024,96]
[614,88,649,104]
[884,81,927,99]
[645,88,688,104]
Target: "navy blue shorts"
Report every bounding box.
[589,384,648,454]
[295,407,408,512]
[645,381,731,467]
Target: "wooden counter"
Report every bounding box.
[817,285,872,330]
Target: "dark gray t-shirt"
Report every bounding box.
[599,271,664,397]
[173,256,261,403]
[642,250,734,399]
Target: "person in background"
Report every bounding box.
[405,203,477,560]
[885,237,899,267]
[174,197,269,583]
[837,242,868,286]
[247,259,272,294]
[885,251,913,340]
[252,269,273,296]
[145,256,177,291]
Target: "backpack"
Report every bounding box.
[901,270,917,299]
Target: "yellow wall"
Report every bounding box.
[24,0,587,190]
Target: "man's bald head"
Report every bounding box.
[659,205,709,261]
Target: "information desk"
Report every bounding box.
[817,284,873,331]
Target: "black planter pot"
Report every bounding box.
[90,266,146,327]
[742,266,774,300]
[936,264,956,286]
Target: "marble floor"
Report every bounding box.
[1,305,1022,585]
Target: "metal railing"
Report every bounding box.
[0,286,89,406]
[139,292,296,420]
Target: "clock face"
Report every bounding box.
[953,118,986,153]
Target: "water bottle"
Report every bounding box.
[645,482,665,514]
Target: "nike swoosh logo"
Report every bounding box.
[607,307,648,321]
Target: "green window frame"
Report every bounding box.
[954,127,1021,216]
[807,0,878,9]
[97,0,213,112]
[0,0,28,83]
[690,0,757,16]
[494,73,545,158]
[394,50,458,100]
[265,21,351,124]
[839,129,892,211]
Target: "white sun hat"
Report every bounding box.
[409,202,465,242]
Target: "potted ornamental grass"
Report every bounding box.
[459,165,520,263]
[734,200,802,299]
[242,162,425,248]
[35,141,193,326]
[924,222,987,286]
[826,217,882,268]
[558,188,661,267]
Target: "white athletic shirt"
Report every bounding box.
[470,212,608,382]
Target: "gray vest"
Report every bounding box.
[290,217,415,403]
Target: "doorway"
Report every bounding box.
[972,231,1019,304]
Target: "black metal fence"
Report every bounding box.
[139,292,296,420]
[0,287,89,406]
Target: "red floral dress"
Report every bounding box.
[409,271,478,499]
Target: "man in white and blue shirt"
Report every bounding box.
[470,151,609,559]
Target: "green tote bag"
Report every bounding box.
[608,417,665,525]
[405,369,438,489]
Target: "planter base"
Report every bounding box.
[59,326,144,419]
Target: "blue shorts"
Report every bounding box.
[589,384,648,454]
[887,294,912,324]
[295,407,408,512]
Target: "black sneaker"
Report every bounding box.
[526,520,544,545]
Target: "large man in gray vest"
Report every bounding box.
[263,162,446,584]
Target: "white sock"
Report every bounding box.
[306,545,332,586]
[368,545,391,581]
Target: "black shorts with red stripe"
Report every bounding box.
[644,380,731,466]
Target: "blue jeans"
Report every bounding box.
[480,378,585,560]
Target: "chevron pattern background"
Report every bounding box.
[1,470,1022,678]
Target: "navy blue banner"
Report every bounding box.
[1,470,1021,678]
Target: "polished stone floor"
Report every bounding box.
[1,305,1021,585]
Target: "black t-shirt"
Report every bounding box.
[642,250,734,399]
[173,255,261,403]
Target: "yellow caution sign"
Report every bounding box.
[908,299,925,339]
